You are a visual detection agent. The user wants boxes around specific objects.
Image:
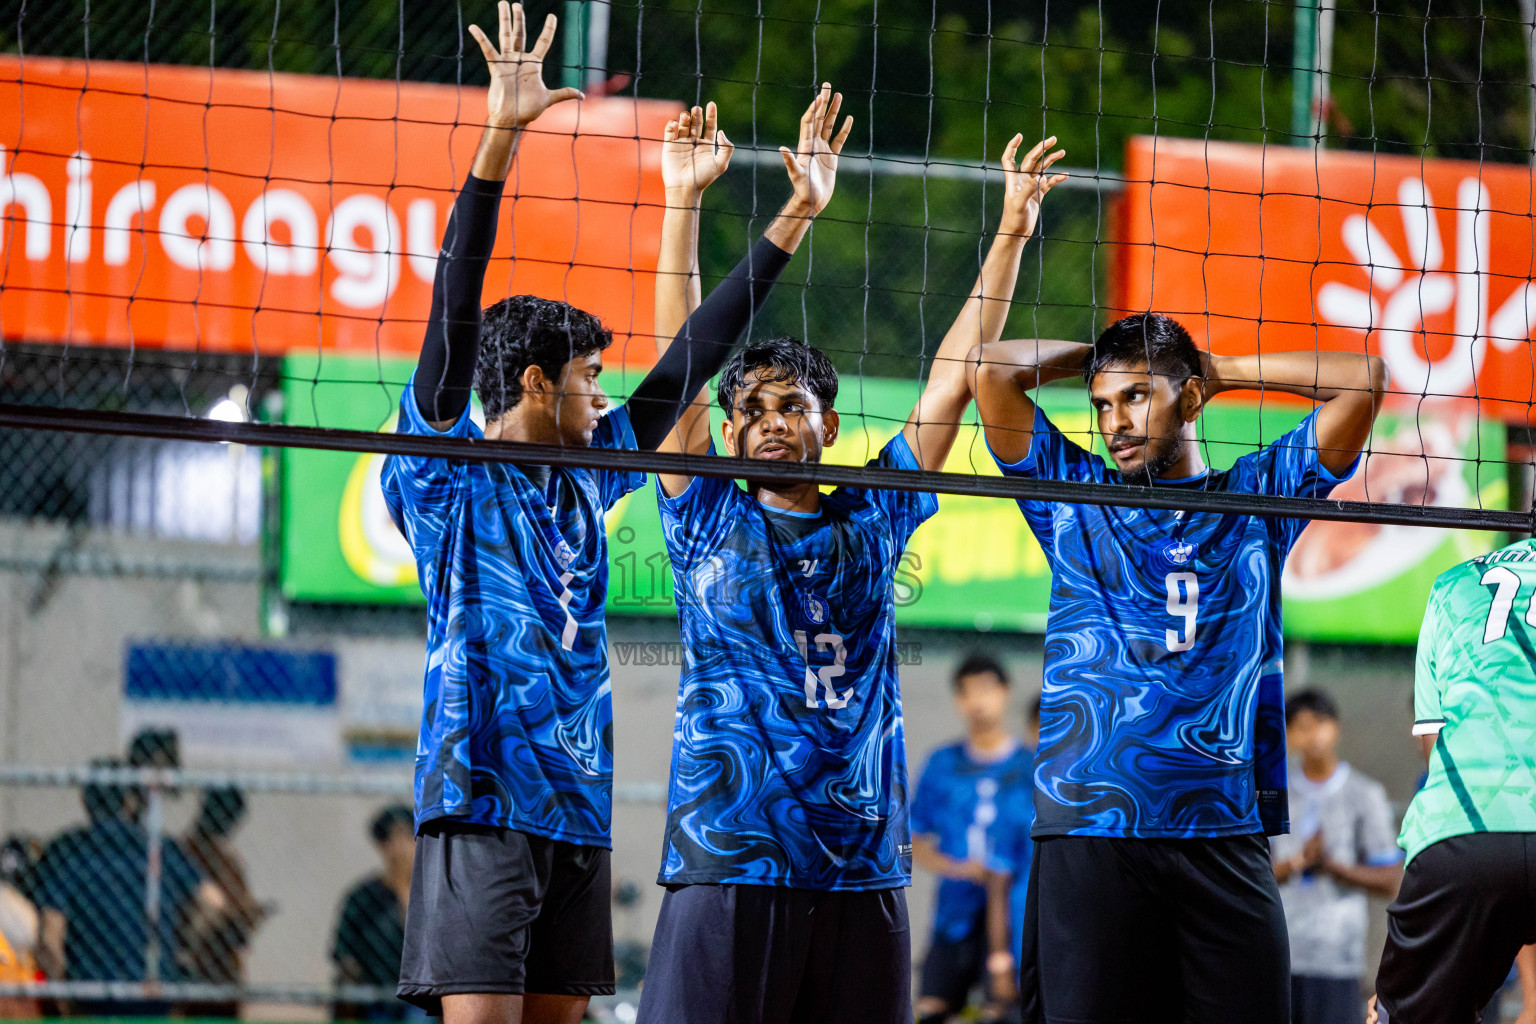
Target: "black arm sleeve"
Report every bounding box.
[411,173,505,424]
[626,234,793,451]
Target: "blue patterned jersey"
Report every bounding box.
[997,406,1353,838]
[910,741,1034,943]
[657,433,938,889]
[380,376,645,846]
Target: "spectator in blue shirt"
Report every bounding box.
[912,656,1034,1024]
[985,694,1041,1011]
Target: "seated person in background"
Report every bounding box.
[1271,689,1402,1024]
[33,758,208,1018]
[179,786,267,1018]
[0,866,39,1019]
[912,656,1035,1024]
[332,806,421,1023]
[984,694,1041,1017]
[128,727,180,774]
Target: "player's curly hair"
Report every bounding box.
[475,295,613,420]
[716,336,839,413]
[1086,312,1201,388]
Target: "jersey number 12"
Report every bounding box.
[795,630,851,710]
[1165,571,1198,652]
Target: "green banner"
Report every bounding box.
[278,354,1505,642]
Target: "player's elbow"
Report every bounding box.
[1365,354,1389,405]
[969,341,1013,393]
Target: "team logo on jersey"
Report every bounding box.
[802,592,829,625]
[1162,539,1196,565]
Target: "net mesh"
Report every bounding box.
[1,0,1535,1012]
[1,0,1526,535]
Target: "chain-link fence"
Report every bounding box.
[0,762,662,1022]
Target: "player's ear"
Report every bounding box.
[1179,377,1203,423]
[521,362,550,400]
[821,408,840,447]
[720,415,739,457]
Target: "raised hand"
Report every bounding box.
[469,1,583,131]
[779,83,854,216]
[999,134,1068,239]
[661,102,735,198]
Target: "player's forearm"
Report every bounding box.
[762,195,819,255]
[654,189,704,361]
[910,836,951,875]
[469,123,522,182]
[930,232,1029,400]
[1325,859,1403,897]
[976,337,1091,392]
[974,230,1029,348]
[985,869,1012,955]
[1209,350,1388,406]
[912,837,976,881]
[628,234,792,450]
[411,171,505,424]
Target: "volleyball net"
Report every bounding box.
[2,1,1535,1011]
[0,0,1527,533]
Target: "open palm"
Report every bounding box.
[1000,134,1067,238]
[661,102,735,195]
[780,83,854,215]
[469,1,582,130]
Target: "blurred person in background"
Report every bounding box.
[0,837,44,1018]
[178,786,268,1018]
[984,694,1042,1022]
[0,852,40,1019]
[911,656,1035,1024]
[1272,689,1403,1024]
[33,757,209,1017]
[332,805,423,1022]
[127,727,180,773]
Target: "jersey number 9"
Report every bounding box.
[1165,571,1199,652]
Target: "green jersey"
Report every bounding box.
[1401,537,1536,863]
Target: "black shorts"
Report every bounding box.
[919,926,989,1011]
[636,883,911,1024]
[397,821,614,1014]
[1020,834,1289,1024]
[1375,832,1536,1024]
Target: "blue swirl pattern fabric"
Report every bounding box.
[998,406,1352,839]
[380,375,646,846]
[910,741,1034,943]
[657,433,938,889]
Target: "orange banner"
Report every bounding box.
[1114,136,1536,420]
[0,56,672,362]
